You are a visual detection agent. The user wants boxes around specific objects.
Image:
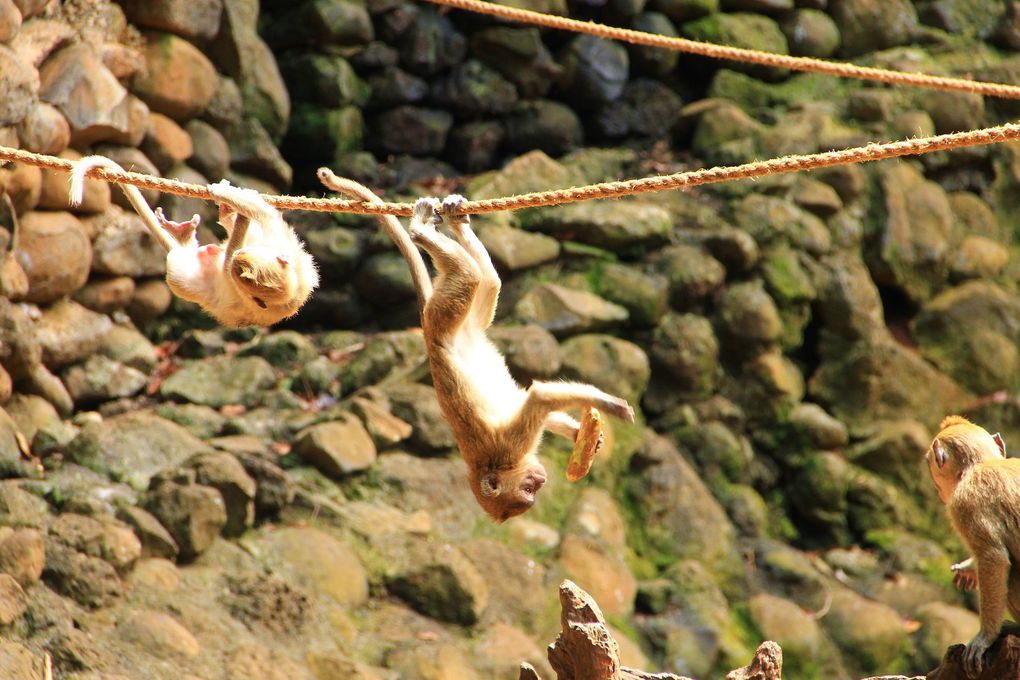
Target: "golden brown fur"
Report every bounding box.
[317,171,635,522]
[927,415,1013,675]
[69,157,318,327]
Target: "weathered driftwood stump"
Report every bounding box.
[924,627,1020,680]
[520,580,783,680]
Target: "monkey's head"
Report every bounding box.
[470,457,548,523]
[926,415,1006,503]
[230,245,317,310]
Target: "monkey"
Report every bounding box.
[68,156,318,327]
[926,415,1018,676]
[317,168,634,522]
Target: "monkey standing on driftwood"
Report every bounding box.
[927,415,1018,675]
[318,169,633,522]
[68,156,318,327]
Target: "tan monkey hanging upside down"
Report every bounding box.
[318,169,635,522]
[927,415,1017,676]
[69,156,318,327]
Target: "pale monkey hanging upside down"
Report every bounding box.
[927,415,1018,676]
[318,169,635,522]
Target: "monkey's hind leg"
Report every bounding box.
[442,195,500,332]
[545,411,580,440]
[410,198,480,343]
[510,381,634,445]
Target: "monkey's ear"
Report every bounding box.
[932,439,947,468]
[994,432,1007,456]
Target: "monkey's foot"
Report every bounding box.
[964,631,993,676]
[197,243,223,267]
[441,194,469,231]
[600,396,635,423]
[410,197,442,243]
[155,208,200,245]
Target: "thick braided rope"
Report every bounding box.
[3,123,1020,215]
[424,0,1020,100]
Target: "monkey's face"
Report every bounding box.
[473,461,547,523]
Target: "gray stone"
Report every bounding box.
[295,414,377,478]
[183,452,256,537]
[145,482,227,561]
[116,506,179,560]
[514,283,628,337]
[0,528,44,586]
[478,225,560,271]
[829,0,919,56]
[560,334,650,406]
[557,35,629,109]
[67,412,210,491]
[488,324,562,382]
[161,356,277,408]
[387,541,488,625]
[62,355,148,405]
[386,382,455,453]
[504,100,583,156]
[518,201,671,250]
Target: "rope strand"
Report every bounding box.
[424,0,1020,100]
[2,122,1020,216]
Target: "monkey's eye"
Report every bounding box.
[484,474,499,492]
[252,296,267,309]
[932,439,947,469]
[521,484,534,495]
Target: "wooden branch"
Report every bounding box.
[925,627,1020,680]
[526,580,783,680]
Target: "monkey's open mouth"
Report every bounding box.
[252,296,267,309]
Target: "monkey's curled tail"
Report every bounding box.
[316,168,433,313]
[68,156,176,252]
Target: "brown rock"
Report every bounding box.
[184,119,229,179]
[260,527,368,607]
[12,0,45,19]
[0,642,37,680]
[128,278,172,320]
[0,573,25,625]
[145,482,227,561]
[121,0,223,42]
[120,610,201,659]
[0,366,10,404]
[74,276,136,313]
[101,42,147,80]
[0,527,44,586]
[9,17,73,67]
[211,0,290,138]
[87,204,166,277]
[133,32,218,121]
[116,506,179,560]
[15,211,91,304]
[15,101,68,154]
[35,298,113,368]
[557,535,636,616]
[0,161,41,214]
[0,43,36,126]
[43,540,123,608]
[142,112,193,172]
[295,414,377,478]
[39,43,136,146]
[105,94,151,147]
[0,0,22,44]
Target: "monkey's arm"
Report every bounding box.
[951,557,977,591]
[69,156,177,252]
[317,167,433,312]
[221,213,251,273]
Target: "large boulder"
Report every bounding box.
[132,32,218,121]
[912,281,1020,394]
